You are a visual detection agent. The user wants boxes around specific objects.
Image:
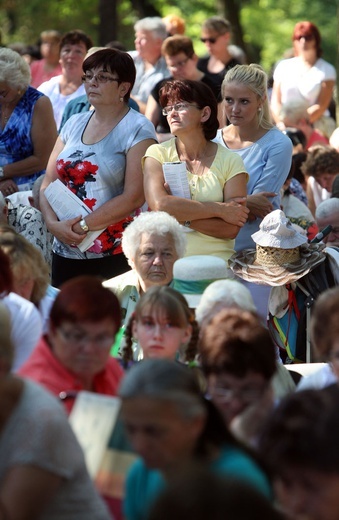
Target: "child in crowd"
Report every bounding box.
[122,286,199,364]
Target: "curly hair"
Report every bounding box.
[301,145,339,179]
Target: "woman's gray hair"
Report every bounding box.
[134,17,168,40]
[0,48,31,89]
[195,279,256,325]
[119,358,206,419]
[122,211,187,266]
[315,197,339,220]
[222,64,273,130]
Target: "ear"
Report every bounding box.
[200,106,211,122]
[182,323,192,345]
[119,81,131,96]
[131,319,138,340]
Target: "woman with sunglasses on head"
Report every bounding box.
[143,79,249,264]
[40,48,156,288]
[271,21,336,139]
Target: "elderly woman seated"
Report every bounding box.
[103,211,187,324]
[19,276,124,414]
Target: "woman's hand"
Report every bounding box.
[0,179,18,197]
[47,216,86,246]
[247,192,276,220]
[216,197,250,226]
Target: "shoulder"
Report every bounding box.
[103,270,138,293]
[144,138,175,161]
[37,75,61,93]
[261,127,293,151]
[315,58,336,79]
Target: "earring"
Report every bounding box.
[258,107,262,112]
[119,96,124,102]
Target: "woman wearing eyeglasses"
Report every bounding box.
[19,275,124,415]
[271,21,336,138]
[41,48,156,287]
[143,79,249,264]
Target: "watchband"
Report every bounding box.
[79,219,89,232]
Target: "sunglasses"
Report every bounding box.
[200,37,218,44]
[294,35,314,42]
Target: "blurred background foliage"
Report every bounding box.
[0,0,337,79]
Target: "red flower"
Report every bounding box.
[84,198,97,210]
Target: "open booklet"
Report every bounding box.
[162,161,193,233]
[44,179,105,252]
[69,391,137,502]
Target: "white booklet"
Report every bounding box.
[44,179,105,252]
[162,161,191,199]
[69,391,122,479]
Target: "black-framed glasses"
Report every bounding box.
[57,327,114,348]
[162,102,199,116]
[201,37,217,44]
[167,57,190,70]
[82,72,120,84]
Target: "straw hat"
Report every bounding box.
[172,255,233,307]
[229,210,326,286]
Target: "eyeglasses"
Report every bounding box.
[82,72,120,84]
[294,35,314,42]
[167,57,190,70]
[162,102,199,116]
[207,384,268,404]
[57,328,114,348]
[200,37,218,44]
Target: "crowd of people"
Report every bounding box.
[0,14,339,520]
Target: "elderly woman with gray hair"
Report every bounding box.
[0,47,57,197]
[104,211,186,325]
[119,358,271,520]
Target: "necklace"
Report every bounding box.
[178,142,209,177]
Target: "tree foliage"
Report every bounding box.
[0,0,337,89]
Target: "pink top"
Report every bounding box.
[30,59,62,88]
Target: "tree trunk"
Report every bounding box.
[98,0,118,46]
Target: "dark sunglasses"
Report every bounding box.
[200,37,217,44]
[295,35,314,41]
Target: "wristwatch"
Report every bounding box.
[0,167,4,178]
[79,219,89,232]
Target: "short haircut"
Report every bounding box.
[50,275,121,330]
[260,385,339,475]
[0,47,31,89]
[310,286,339,358]
[83,48,136,102]
[60,29,93,52]
[222,64,273,131]
[195,279,256,325]
[162,14,186,36]
[202,17,231,34]
[301,146,339,180]
[134,17,168,40]
[161,35,195,58]
[280,100,310,125]
[315,197,339,221]
[40,30,61,44]
[159,79,219,140]
[199,308,276,380]
[121,211,186,266]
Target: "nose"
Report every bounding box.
[232,101,241,114]
[130,432,152,458]
[152,323,164,339]
[152,255,163,266]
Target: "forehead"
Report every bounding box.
[138,232,176,251]
[61,41,87,51]
[223,82,257,99]
[135,30,155,40]
[317,210,339,226]
[209,371,267,387]
[165,52,188,63]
